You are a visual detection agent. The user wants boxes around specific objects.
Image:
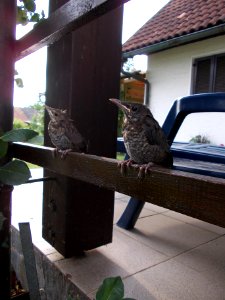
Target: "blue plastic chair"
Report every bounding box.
[117,92,225,229]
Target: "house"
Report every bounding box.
[14,107,37,124]
[122,0,225,145]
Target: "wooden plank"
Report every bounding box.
[15,0,129,60]
[0,0,16,298]
[12,143,225,229]
[123,80,145,102]
[43,1,74,257]
[41,2,123,256]
[0,0,15,132]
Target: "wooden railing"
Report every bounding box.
[13,142,225,229]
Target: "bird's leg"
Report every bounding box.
[51,148,73,159]
[118,159,135,175]
[59,149,73,159]
[138,162,154,179]
[52,148,59,158]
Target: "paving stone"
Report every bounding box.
[123,258,225,300]
[55,229,167,294]
[164,210,225,235]
[117,214,218,256]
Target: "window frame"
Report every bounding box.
[191,53,225,94]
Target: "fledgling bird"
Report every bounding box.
[45,105,87,157]
[109,99,173,178]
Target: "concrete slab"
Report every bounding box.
[55,229,167,295]
[164,210,225,235]
[123,258,225,300]
[11,170,225,300]
[117,214,218,256]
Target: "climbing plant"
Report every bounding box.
[17,0,45,25]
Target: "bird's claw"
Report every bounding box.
[118,159,135,175]
[59,149,73,159]
[52,148,58,158]
[118,160,154,178]
[52,148,72,159]
[137,162,154,179]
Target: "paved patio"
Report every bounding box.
[12,169,225,299]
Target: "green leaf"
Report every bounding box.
[23,0,36,12]
[0,140,8,159]
[0,160,31,185]
[30,12,40,22]
[1,237,9,248]
[15,77,24,88]
[28,135,44,145]
[0,212,6,231]
[17,7,29,25]
[96,277,124,300]
[0,128,38,142]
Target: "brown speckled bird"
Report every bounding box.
[109,99,173,177]
[45,105,87,157]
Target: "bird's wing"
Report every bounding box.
[143,115,173,167]
[143,115,168,148]
[65,122,87,152]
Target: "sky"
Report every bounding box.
[14,0,170,107]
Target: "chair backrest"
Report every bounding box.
[162,92,225,146]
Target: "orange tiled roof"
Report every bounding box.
[123,0,225,54]
[14,107,37,123]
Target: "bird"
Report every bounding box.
[45,105,87,158]
[109,99,173,178]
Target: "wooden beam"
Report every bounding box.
[12,143,225,228]
[15,0,129,60]
[0,1,16,298]
[42,2,123,256]
[0,0,15,132]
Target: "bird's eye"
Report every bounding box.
[54,113,58,116]
[131,106,138,112]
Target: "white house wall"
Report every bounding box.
[147,35,225,145]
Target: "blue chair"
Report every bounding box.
[117,92,225,229]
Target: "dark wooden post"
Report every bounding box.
[0,0,16,298]
[43,1,123,256]
[0,1,15,132]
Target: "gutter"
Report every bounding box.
[121,69,150,106]
[122,23,225,59]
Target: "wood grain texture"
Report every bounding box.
[12,142,225,228]
[15,0,129,60]
[0,1,16,298]
[0,0,15,132]
[42,2,123,256]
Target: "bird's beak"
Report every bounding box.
[109,98,130,115]
[45,105,50,112]
[45,105,54,118]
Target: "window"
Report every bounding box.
[192,54,225,93]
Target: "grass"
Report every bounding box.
[117,152,125,161]
[26,162,41,169]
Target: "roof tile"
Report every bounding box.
[123,0,225,53]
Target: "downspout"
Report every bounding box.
[121,69,150,106]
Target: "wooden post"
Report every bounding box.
[0,0,15,132]
[0,0,16,298]
[43,1,123,256]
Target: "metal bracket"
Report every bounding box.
[19,222,42,300]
